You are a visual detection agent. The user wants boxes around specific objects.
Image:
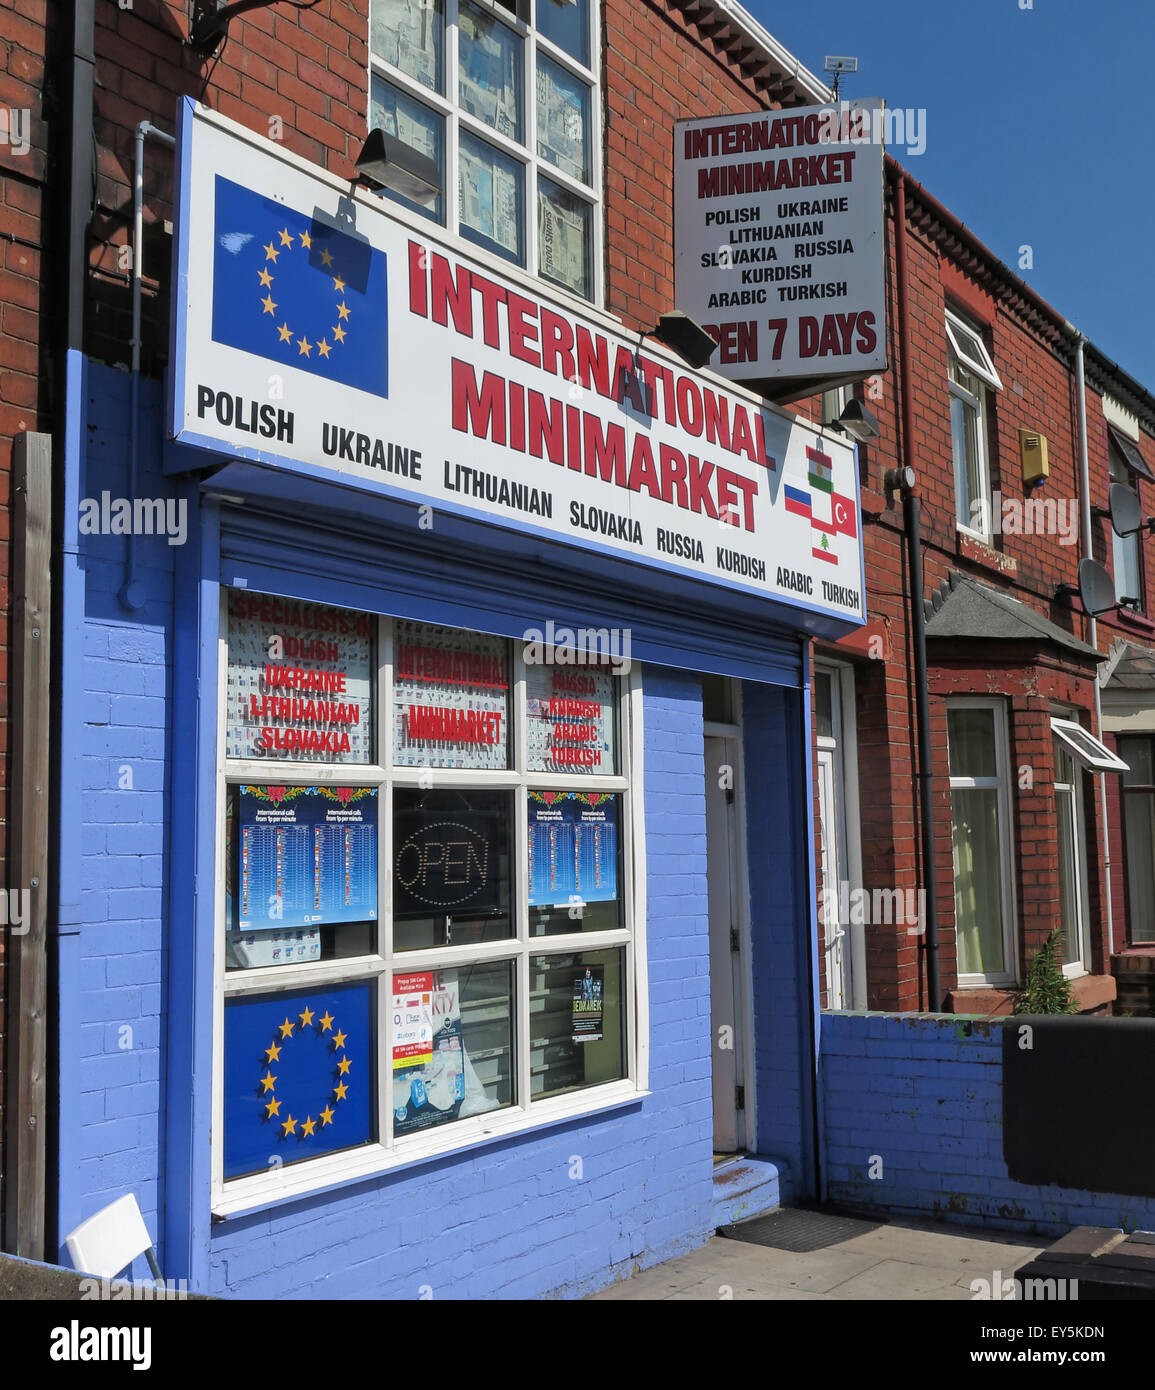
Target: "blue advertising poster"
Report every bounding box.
[527,792,618,908]
[237,785,378,931]
[223,980,374,1179]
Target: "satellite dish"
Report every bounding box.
[1078,557,1117,617]
[1108,481,1143,538]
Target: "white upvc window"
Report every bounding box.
[213,592,645,1214]
[368,0,602,303]
[1052,733,1091,977]
[947,698,1017,986]
[1110,444,1144,608]
[946,309,1001,540]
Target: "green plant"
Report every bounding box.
[1013,930,1078,1015]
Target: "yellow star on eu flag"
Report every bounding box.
[332,1030,347,1050]
[301,1116,316,1137]
[337,1056,351,1076]
[331,324,346,344]
[297,336,312,356]
[277,322,293,343]
[299,1006,315,1027]
[319,1105,335,1126]
[320,248,334,268]
[299,230,313,250]
[265,1097,281,1118]
[260,1070,277,1093]
[317,340,331,358]
[282,1114,297,1136]
[263,241,279,262]
[279,1018,295,1040]
[265,1041,281,1062]
[258,268,273,288]
[261,294,277,316]
[278,227,294,248]
[334,1081,348,1101]
[336,301,350,321]
[319,1012,334,1032]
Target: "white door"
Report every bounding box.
[817,748,849,1009]
[706,734,744,1153]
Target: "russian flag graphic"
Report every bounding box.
[784,484,812,518]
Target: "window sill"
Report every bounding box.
[1114,607,1155,634]
[211,1080,649,1220]
[956,528,1019,577]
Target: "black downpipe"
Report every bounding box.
[904,491,941,1008]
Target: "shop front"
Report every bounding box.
[55,100,865,1298]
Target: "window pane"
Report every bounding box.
[537,177,591,298]
[370,77,446,224]
[459,131,524,264]
[537,0,589,65]
[459,0,523,141]
[1125,790,1155,941]
[814,671,833,739]
[1121,736,1154,786]
[528,791,623,934]
[702,672,733,724]
[372,0,443,91]
[526,659,619,774]
[392,621,511,770]
[224,980,376,1179]
[1114,525,1142,604]
[226,785,378,971]
[536,55,590,182]
[391,962,513,1135]
[392,787,514,950]
[951,392,983,530]
[947,706,997,779]
[530,948,624,1098]
[225,591,375,764]
[1055,782,1081,966]
[951,786,1006,976]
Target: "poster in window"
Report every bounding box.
[526,663,616,773]
[392,621,510,770]
[391,969,496,1135]
[527,791,618,907]
[226,592,374,763]
[236,785,378,932]
[572,964,604,1043]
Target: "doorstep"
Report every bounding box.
[712,1155,790,1228]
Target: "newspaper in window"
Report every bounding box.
[373,0,443,91]
[539,188,587,294]
[461,140,521,257]
[536,60,587,182]
[459,5,521,140]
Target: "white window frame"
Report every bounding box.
[1050,716,1130,774]
[367,0,604,305]
[947,697,1018,988]
[1052,732,1092,978]
[947,310,1000,542]
[211,597,647,1217]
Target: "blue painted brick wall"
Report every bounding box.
[821,1013,1155,1236]
[63,363,801,1298]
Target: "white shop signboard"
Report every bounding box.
[673,101,887,383]
[170,99,866,626]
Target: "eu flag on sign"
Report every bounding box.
[211,175,389,398]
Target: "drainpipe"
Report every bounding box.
[1069,328,1115,959]
[121,121,175,612]
[893,169,941,1010]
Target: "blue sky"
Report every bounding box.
[747,0,1155,388]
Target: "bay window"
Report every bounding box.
[216,592,641,1209]
[369,0,601,301]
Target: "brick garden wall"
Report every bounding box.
[821,1011,1155,1236]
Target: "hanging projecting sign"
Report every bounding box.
[673,101,887,384]
[170,100,865,626]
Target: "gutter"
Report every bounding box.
[708,0,833,105]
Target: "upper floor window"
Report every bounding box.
[370,0,601,302]
[946,309,1002,539]
[1110,440,1144,608]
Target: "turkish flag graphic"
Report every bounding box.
[831,492,858,538]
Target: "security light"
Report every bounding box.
[354,129,442,208]
[652,312,717,370]
[189,0,279,54]
[829,397,880,443]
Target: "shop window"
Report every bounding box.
[370,0,601,301]
[947,699,1016,985]
[946,309,1002,540]
[217,594,639,1202]
[1120,735,1155,944]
